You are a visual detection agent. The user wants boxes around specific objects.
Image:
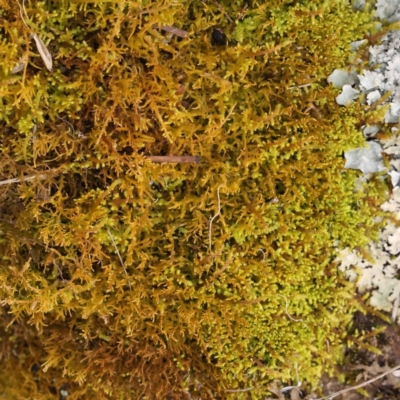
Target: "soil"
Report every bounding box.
[300,309,400,400]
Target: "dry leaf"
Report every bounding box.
[267,382,285,400]
[349,362,400,393]
[152,23,188,38]
[290,388,302,400]
[11,56,27,74]
[30,33,52,71]
[354,361,388,383]
[160,25,188,38]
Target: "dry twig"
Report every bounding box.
[311,363,400,400]
[17,0,53,71]
[257,248,266,262]
[147,156,200,163]
[107,229,132,291]
[0,174,47,186]
[211,0,233,23]
[277,294,303,322]
[0,156,199,187]
[237,4,248,20]
[209,185,224,253]
[225,387,253,393]
[160,25,188,38]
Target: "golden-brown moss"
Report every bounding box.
[0,0,391,398]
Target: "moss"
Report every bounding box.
[0,0,391,398]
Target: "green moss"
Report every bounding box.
[0,0,390,398]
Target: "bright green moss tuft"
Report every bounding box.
[0,0,390,398]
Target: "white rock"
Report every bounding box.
[335,84,360,105]
[344,142,386,174]
[375,0,400,23]
[327,69,357,87]
[367,90,382,105]
[363,125,380,137]
[358,70,383,91]
[353,0,365,10]
[385,102,400,123]
[389,170,400,186]
[351,39,367,51]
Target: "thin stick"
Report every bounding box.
[0,174,46,186]
[311,363,400,400]
[22,0,30,22]
[107,229,132,291]
[16,0,30,30]
[55,262,66,282]
[0,155,199,188]
[211,0,233,23]
[277,294,303,322]
[209,185,223,253]
[257,249,266,262]
[289,83,312,89]
[281,382,302,394]
[160,25,188,38]
[225,387,253,393]
[147,156,200,163]
[58,118,76,136]
[237,4,248,21]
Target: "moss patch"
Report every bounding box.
[0,0,391,398]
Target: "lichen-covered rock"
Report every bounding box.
[338,186,400,315]
[0,0,389,398]
[344,141,386,174]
